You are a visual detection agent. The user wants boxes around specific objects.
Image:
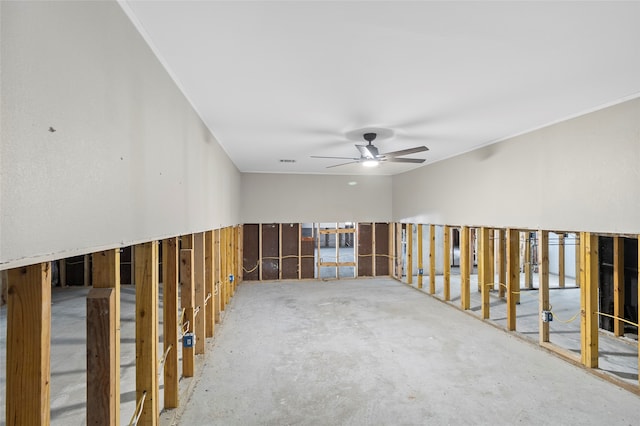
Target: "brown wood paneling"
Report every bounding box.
[261,224,280,280]
[242,224,260,281]
[281,223,300,279]
[358,223,373,276]
[375,223,390,276]
[301,236,315,279]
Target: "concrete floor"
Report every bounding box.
[173,278,640,425]
[1,275,639,424]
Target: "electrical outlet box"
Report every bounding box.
[229,274,235,283]
[541,311,553,323]
[183,332,195,348]
[418,268,424,275]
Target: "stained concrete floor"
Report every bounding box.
[173,278,640,425]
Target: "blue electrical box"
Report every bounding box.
[183,332,195,348]
[229,274,234,283]
[418,268,424,275]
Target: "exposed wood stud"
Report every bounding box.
[396,224,403,279]
[497,229,506,298]
[488,229,495,290]
[479,227,491,319]
[580,232,587,361]
[460,226,470,310]
[214,229,221,323]
[581,232,599,368]
[507,229,520,330]
[7,263,52,425]
[539,230,550,343]
[134,241,159,425]
[575,234,581,287]
[86,288,117,425]
[524,233,532,289]
[407,223,413,285]
[613,236,624,337]
[91,249,121,419]
[443,226,451,301]
[558,233,566,288]
[417,224,423,289]
[162,237,179,408]
[193,232,206,355]
[180,247,195,378]
[429,224,436,294]
[205,231,215,338]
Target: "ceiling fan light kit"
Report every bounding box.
[311,131,429,168]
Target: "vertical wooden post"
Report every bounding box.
[407,223,413,285]
[238,225,244,284]
[84,254,91,287]
[558,234,566,288]
[7,263,51,425]
[279,224,283,280]
[180,234,195,377]
[488,229,495,290]
[86,288,117,425]
[214,229,221,322]
[396,224,403,279]
[135,241,159,425]
[538,230,550,343]
[479,227,491,319]
[220,228,227,310]
[443,225,451,301]
[579,232,586,359]
[226,227,233,303]
[59,259,67,287]
[91,248,121,421]
[581,232,599,368]
[429,224,436,294]
[460,226,470,310]
[507,229,520,330]
[575,233,581,287]
[524,233,532,289]
[389,223,395,278]
[205,231,215,338]
[497,229,506,298]
[613,236,624,337]
[162,237,179,408]
[417,224,423,289]
[193,232,206,355]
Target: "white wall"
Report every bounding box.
[240,174,392,223]
[393,98,640,234]
[1,1,241,269]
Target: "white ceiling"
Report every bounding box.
[122,1,640,176]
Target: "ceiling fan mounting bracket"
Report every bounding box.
[363,132,377,144]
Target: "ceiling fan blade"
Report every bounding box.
[379,146,429,158]
[311,155,359,160]
[384,157,426,164]
[326,161,359,169]
[356,144,376,159]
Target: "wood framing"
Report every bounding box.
[220,228,227,309]
[524,233,532,289]
[417,224,423,289]
[214,229,221,322]
[613,236,624,336]
[162,237,179,408]
[460,226,470,310]
[429,224,436,294]
[261,224,279,280]
[506,229,520,330]
[91,248,121,419]
[396,223,403,279]
[193,233,206,355]
[374,223,390,276]
[488,229,495,290]
[443,225,451,300]
[575,234,581,287]
[407,223,413,285]
[6,263,52,425]
[282,223,300,280]
[205,231,215,338]
[538,230,550,343]
[180,241,195,377]
[558,233,566,288]
[357,223,373,277]
[579,232,586,359]
[479,227,491,319]
[497,229,506,298]
[581,232,598,368]
[135,241,159,425]
[86,288,117,425]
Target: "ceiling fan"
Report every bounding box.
[311,132,429,168]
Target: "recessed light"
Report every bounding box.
[348,181,357,186]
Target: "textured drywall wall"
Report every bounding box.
[393,98,640,234]
[1,1,240,269]
[240,174,392,223]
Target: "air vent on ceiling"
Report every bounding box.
[279,159,296,163]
